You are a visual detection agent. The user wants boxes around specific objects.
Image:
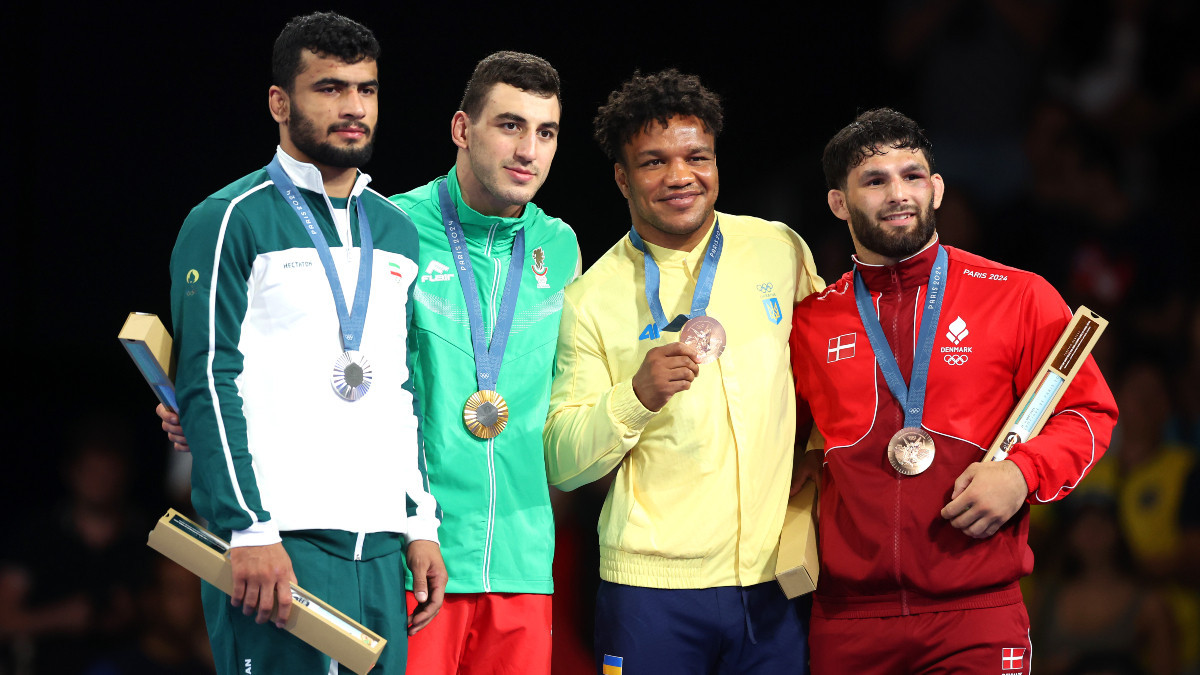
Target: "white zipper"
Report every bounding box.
[483,435,496,592]
[480,222,503,592]
[354,531,365,561]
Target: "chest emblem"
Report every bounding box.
[941,316,972,364]
[757,282,782,324]
[421,260,454,283]
[531,247,550,289]
[827,333,856,363]
[185,268,201,297]
[763,298,783,324]
[945,316,969,344]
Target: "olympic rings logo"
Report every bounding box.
[756,283,774,294]
[944,354,969,366]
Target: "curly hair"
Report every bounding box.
[822,108,935,191]
[459,52,561,118]
[272,12,381,92]
[592,69,724,164]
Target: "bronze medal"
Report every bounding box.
[888,427,935,476]
[679,316,726,365]
[463,390,509,439]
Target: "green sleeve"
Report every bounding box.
[170,197,272,534]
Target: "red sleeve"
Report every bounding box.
[789,305,804,396]
[1004,277,1118,504]
[789,303,817,440]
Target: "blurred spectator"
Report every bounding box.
[0,418,150,674]
[999,98,1184,360]
[1031,498,1177,675]
[1045,0,1152,129]
[885,0,1054,206]
[1081,359,1200,672]
[1109,360,1196,578]
[83,557,213,675]
[1180,460,1200,575]
[1169,301,1200,450]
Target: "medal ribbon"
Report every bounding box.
[266,157,373,353]
[437,181,524,392]
[627,219,723,332]
[853,245,948,429]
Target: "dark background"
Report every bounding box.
[5,1,1200,673]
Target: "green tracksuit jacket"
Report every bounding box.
[172,150,438,546]
[391,168,579,593]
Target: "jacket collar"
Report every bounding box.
[852,234,941,291]
[639,215,720,280]
[445,166,529,242]
[274,146,372,200]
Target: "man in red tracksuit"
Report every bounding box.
[790,108,1118,674]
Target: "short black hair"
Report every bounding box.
[272,12,380,92]
[822,108,935,191]
[459,51,561,118]
[592,69,724,165]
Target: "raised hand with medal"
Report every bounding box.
[628,220,725,410]
[853,245,948,476]
[438,182,523,439]
[265,157,376,402]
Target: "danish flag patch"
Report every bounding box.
[1001,647,1026,671]
[827,333,856,363]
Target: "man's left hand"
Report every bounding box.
[791,448,823,496]
[406,540,447,635]
[940,460,1029,539]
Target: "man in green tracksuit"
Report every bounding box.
[168,13,445,674]
[389,52,578,674]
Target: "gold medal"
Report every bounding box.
[679,316,726,365]
[463,390,509,439]
[888,427,935,476]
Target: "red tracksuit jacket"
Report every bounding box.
[789,242,1117,619]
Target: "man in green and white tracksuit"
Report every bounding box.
[169,13,445,674]
[387,53,578,673]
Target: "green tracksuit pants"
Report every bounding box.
[201,530,407,675]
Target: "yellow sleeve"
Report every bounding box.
[543,292,656,491]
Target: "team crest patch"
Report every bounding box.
[945,316,969,344]
[531,247,550,288]
[388,262,404,283]
[763,298,783,324]
[757,282,782,324]
[602,654,623,675]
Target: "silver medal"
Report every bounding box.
[331,351,373,401]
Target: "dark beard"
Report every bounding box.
[848,197,937,260]
[289,106,374,169]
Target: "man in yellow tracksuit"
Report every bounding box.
[543,68,824,675]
